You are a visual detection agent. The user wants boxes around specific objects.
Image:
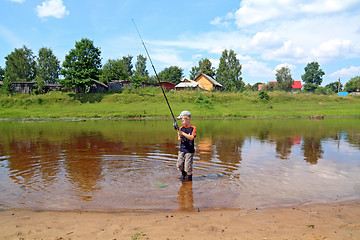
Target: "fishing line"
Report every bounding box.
[132,19,179,130]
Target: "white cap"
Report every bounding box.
[177,110,191,119]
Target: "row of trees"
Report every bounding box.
[0,38,244,93]
[1,37,359,94]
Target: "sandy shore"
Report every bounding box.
[1,201,359,240]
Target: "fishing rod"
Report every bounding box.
[132,19,179,130]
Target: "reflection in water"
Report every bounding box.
[215,138,244,165]
[275,137,293,160]
[177,181,194,211]
[0,119,359,211]
[302,137,324,164]
[64,133,105,200]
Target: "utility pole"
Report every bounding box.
[338,77,341,93]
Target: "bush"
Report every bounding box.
[258,90,270,101]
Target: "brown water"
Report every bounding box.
[0,119,359,211]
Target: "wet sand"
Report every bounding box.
[1,200,359,240]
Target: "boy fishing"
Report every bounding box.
[177,111,196,182]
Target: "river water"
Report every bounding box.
[0,119,359,211]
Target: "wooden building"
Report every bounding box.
[12,82,36,94]
[159,81,176,91]
[89,79,108,93]
[175,81,200,91]
[193,73,222,91]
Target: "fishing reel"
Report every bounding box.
[173,121,179,130]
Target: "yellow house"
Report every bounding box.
[194,73,222,91]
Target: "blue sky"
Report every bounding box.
[1,0,360,86]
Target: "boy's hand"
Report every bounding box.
[178,130,183,141]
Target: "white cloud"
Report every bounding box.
[310,39,353,60]
[244,32,282,51]
[232,0,360,28]
[330,66,360,77]
[10,0,25,3]
[36,0,69,19]
[191,54,202,60]
[242,61,273,77]
[150,31,249,55]
[151,48,193,70]
[262,41,305,62]
[299,0,359,14]
[274,63,296,72]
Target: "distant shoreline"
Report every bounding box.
[1,90,360,119]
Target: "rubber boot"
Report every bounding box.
[184,174,192,182]
[179,170,187,180]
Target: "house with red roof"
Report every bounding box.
[258,81,302,92]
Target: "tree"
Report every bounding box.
[4,45,36,83]
[60,38,102,92]
[34,47,61,93]
[252,82,264,91]
[216,49,244,91]
[0,66,4,81]
[264,82,276,91]
[131,54,149,86]
[275,66,294,92]
[301,62,325,92]
[345,76,360,92]
[3,45,36,94]
[36,47,60,84]
[101,58,133,83]
[325,81,343,93]
[121,55,133,78]
[157,66,183,84]
[134,54,148,77]
[190,58,216,80]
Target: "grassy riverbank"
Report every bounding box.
[0,89,359,119]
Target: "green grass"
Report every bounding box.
[0,89,359,120]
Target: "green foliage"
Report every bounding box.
[35,47,61,93]
[0,78,12,95]
[264,82,276,91]
[259,90,270,101]
[134,54,149,78]
[4,45,37,83]
[216,49,244,91]
[0,66,4,81]
[190,58,216,80]
[252,82,264,91]
[194,93,213,109]
[325,81,342,93]
[157,66,183,84]
[60,38,102,93]
[101,58,132,83]
[0,91,360,119]
[301,62,325,92]
[131,72,146,89]
[131,232,144,240]
[345,76,360,92]
[37,47,61,84]
[275,67,294,92]
[315,86,332,95]
[68,92,105,103]
[121,55,133,77]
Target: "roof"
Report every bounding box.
[160,81,176,86]
[175,82,199,88]
[181,78,193,83]
[91,78,108,88]
[291,81,302,89]
[195,73,222,87]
